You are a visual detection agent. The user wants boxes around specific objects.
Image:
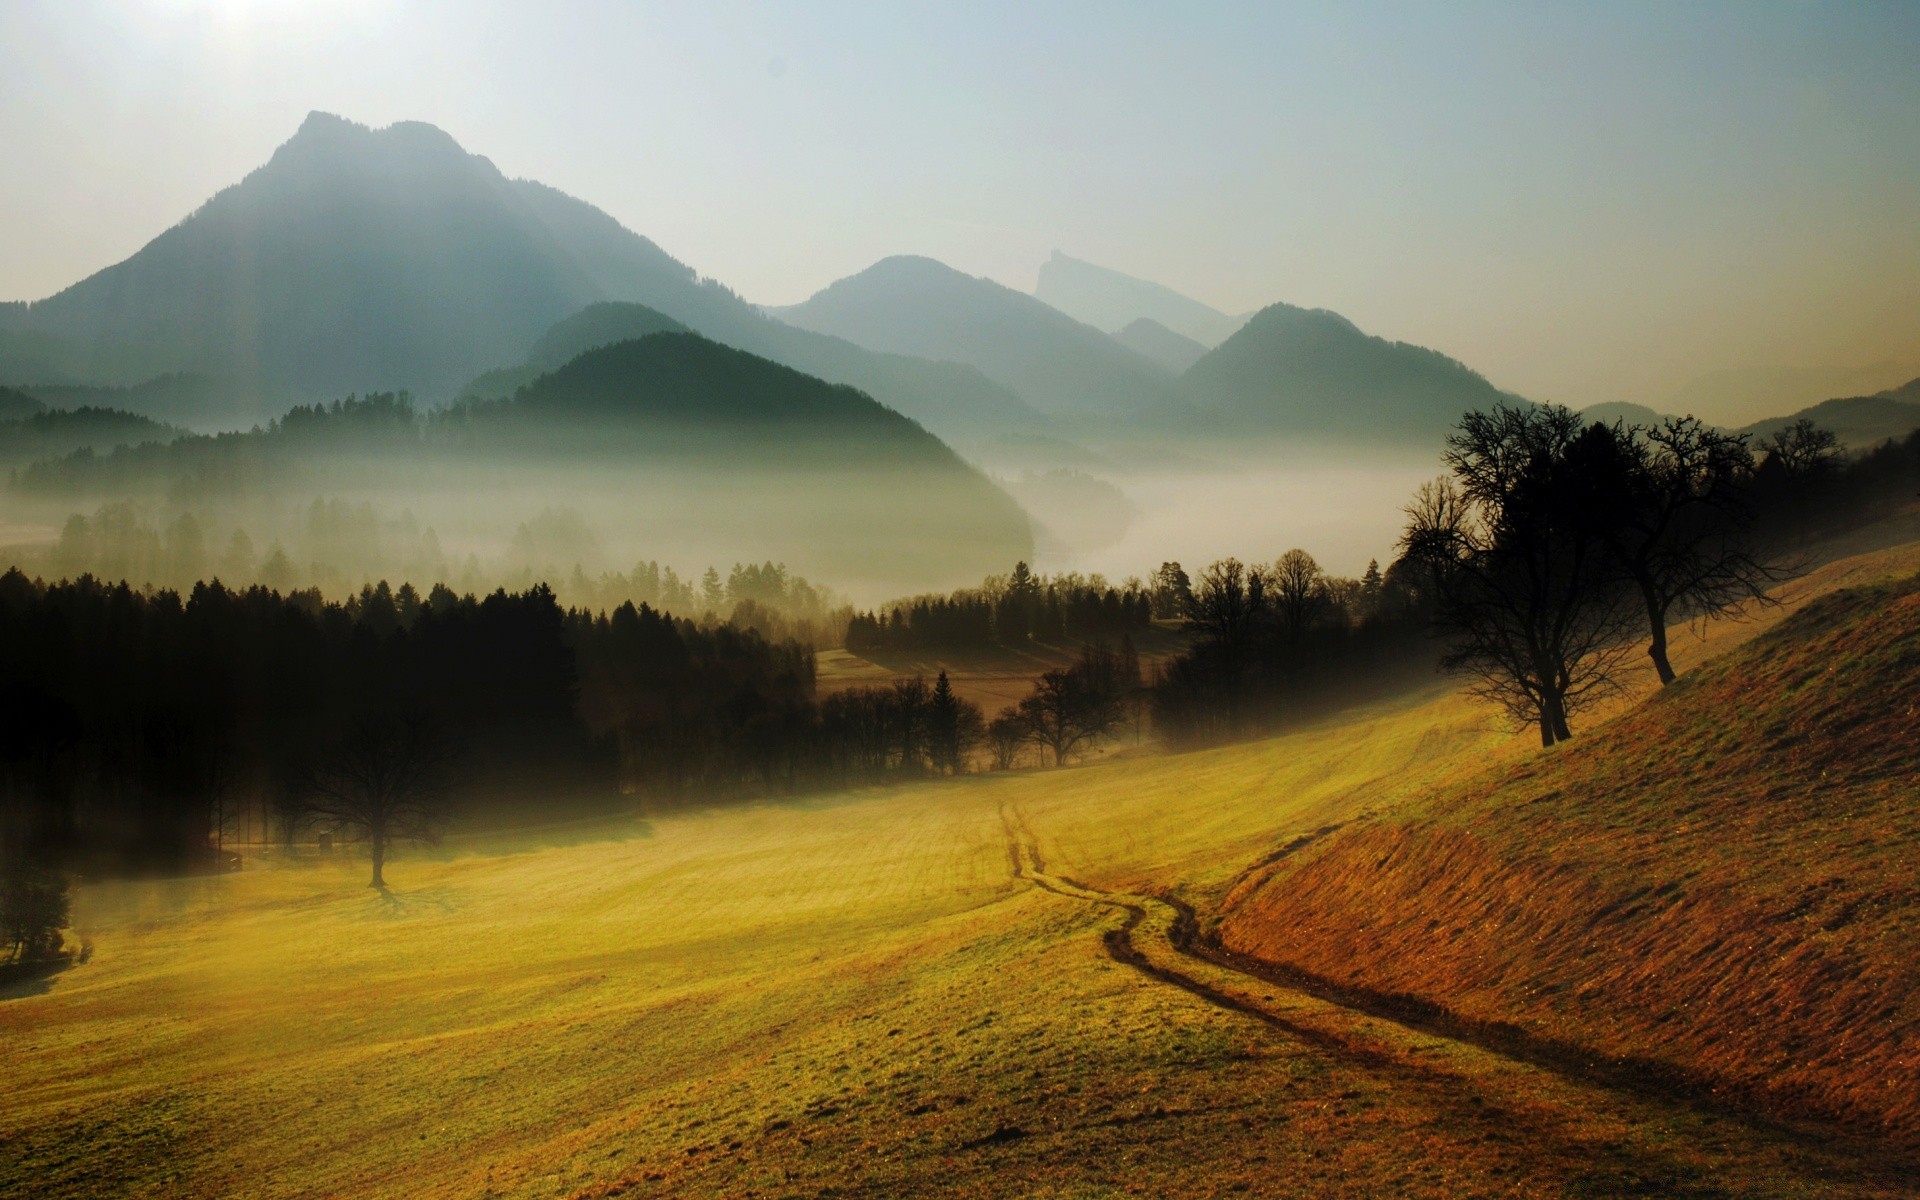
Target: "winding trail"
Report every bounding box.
[996,802,1920,1186]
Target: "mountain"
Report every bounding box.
[0,385,44,422]
[0,113,1047,444]
[1739,379,1920,449]
[459,303,693,402]
[1179,302,1522,442]
[15,373,248,429]
[1110,318,1207,374]
[774,255,1175,420]
[1578,401,1673,427]
[460,299,1050,446]
[1033,251,1249,346]
[1659,362,1920,427]
[0,407,177,468]
[25,332,1035,591]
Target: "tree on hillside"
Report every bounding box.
[1150,561,1193,619]
[1271,549,1325,638]
[1568,417,1782,684]
[1759,418,1843,481]
[1186,558,1266,651]
[987,709,1028,771]
[293,713,456,888]
[927,671,985,774]
[1013,645,1132,766]
[1404,404,1636,746]
[0,860,69,965]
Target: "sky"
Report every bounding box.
[1,0,1916,415]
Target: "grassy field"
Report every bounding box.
[1219,555,1920,1143]
[5,539,1919,1197]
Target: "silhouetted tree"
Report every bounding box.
[0,860,68,965]
[1150,561,1192,619]
[926,671,984,774]
[987,709,1028,771]
[1569,417,1782,684]
[1760,419,1843,480]
[1404,405,1636,746]
[1271,549,1324,638]
[294,714,456,888]
[1013,645,1131,766]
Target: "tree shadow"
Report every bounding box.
[367,885,463,918]
[0,952,82,1001]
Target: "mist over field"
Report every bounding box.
[3,6,1919,1199]
[1035,453,1441,581]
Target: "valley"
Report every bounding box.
[5,531,1918,1198]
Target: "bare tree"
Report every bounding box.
[1014,646,1131,766]
[1570,417,1784,684]
[1760,418,1843,479]
[1270,549,1325,638]
[295,714,456,888]
[987,709,1028,770]
[1186,558,1266,651]
[1403,405,1638,746]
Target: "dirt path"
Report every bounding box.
[997,802,1920,1192]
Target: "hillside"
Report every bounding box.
[0,384,44,421]
[0,114,1046,444]
[1110,317,1208,373]
[1033,251,1248,346]
[459,303,694,402]
[1180,302,1523,443]
[20,333,1035,590]
[775,255,1176,419]
[1577,400,1672,427]
[1741,380,1920,449]
[0,407,177,467]
[1216,569,1920,1141]
[9,557,1915,1196]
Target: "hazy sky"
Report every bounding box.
[1,1,1915,411]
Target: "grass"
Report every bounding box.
[5,537,1919,1197]
[1219,554,1920,1144]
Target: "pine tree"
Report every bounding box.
[928,670,960,774]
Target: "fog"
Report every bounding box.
[1017,447,1443,584]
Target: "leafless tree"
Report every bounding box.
[1014,646,1131,766]
[1404,404,1639,746]
[1271,549,1325,638]
[1571,417,1786,684]
[987,710,1028,770]
[295,714,456,888]
[1186,558,1267,651]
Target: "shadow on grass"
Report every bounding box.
[0,952,82,1001]
[368,885,464,919]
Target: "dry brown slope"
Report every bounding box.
[1217,569,1920,1142]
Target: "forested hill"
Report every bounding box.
[462,332,978,459]
[1179,302,1524,443]
[18,332,1036,589]
[0,113,1045,443]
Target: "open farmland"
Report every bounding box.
[6,536,1920,1197]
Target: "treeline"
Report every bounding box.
[846,561,1153,656]
[0,573,1021,892]
[21,498,851,645]
[1152,414,1920,750]
[1148,553,1436,747]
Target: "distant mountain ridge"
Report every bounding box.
[773,255,1175,420]
[23,330,1035,589]
[1033,251,1250,346]
[1178,302,1523,442]
[0,113,1048,444]
[1738,377,1920,449]
[1110,318,1208,374]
